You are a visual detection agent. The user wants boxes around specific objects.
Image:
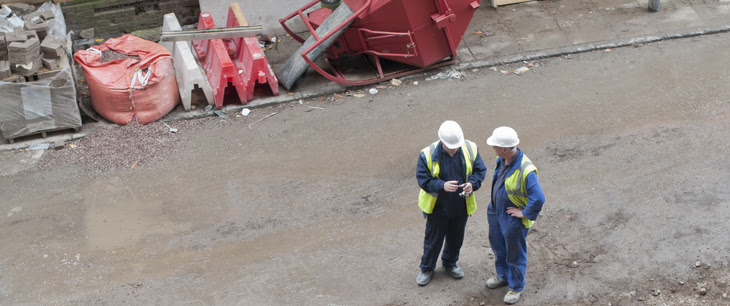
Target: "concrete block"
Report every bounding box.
[10,58,42,76]
[0,60,11,79]
[161,13,214,110]
[40,10,55,21]
[25,21,49,40]
[41,36,65,59]
[6,3,34,15]
[8,38,41,65]
[42,57,58,70]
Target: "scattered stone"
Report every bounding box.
[637,296,645,301]
[570,261,578,268]
[79,28,95,39]
[699,288,707,295]
[695,261,702,267]
[723,292,727,298]
[679,281,685,285]
[651,289,661,296]
[390,78,402,87]
[480,302,485,306]
[53,140,65,150]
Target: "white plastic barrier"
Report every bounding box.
[161,13,214,111]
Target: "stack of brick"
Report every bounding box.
[23,9,55,41]
[6,3,35,15]
[0,60,11,79]
[0,33,7,61]
[40,36,65,70]
[8,36,42,77]
[24,17,49,41]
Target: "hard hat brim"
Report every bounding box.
[443,139,465,149]
[486,136,518,147]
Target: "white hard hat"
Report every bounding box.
[486,126,519,147]
[438,120,465,149]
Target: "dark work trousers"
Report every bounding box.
[419,213,469,272]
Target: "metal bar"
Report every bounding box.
[160,25,262,42]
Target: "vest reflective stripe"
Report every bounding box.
[418,140,478,215]
[504,154,538,228]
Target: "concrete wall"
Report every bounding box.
[199,0,314,35]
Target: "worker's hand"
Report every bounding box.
[506,207,525,218]
[460,182,473,194]
[444,180,459,192]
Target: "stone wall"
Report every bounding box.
[60,0,200,38]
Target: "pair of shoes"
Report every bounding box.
[486,277,508,289]
[444,265,464,279]
[503,290,522,304]
[416,270,433,286]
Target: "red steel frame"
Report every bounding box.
[279,0,458,86]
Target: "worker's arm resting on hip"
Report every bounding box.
[519,171,546,221]
[417,152,445,192]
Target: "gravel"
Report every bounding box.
[39,120,198,175]
[100,50,140,63]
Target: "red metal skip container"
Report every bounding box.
[279,0,481,87]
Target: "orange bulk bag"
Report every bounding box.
[74,34,179,125]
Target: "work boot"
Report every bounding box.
[503,290,522,304]
[486,277,508,289]
[416,270,433,286]
[444,264,464,279]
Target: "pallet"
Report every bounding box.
[1,68,62,83]
[492,0,535,8]
[4,126,81,144]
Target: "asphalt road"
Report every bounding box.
[1,32,729,305]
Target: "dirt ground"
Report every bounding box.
[1,31,729,305]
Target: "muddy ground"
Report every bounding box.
[1,32,729,305]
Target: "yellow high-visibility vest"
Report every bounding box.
[418,140,478,215]
[504,154,538,228]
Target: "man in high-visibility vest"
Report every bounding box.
[484,126,545,304]
[416,120,487,286]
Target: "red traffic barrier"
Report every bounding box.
[192,12,247,109]
[227,4,279,102]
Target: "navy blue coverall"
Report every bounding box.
[416,141,487,272]
[488,148,545,292]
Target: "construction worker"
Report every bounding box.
[484,126,545,304]
[416,120,487,286]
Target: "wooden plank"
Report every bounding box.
[230,3,249,27]
[491,0,535,8]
